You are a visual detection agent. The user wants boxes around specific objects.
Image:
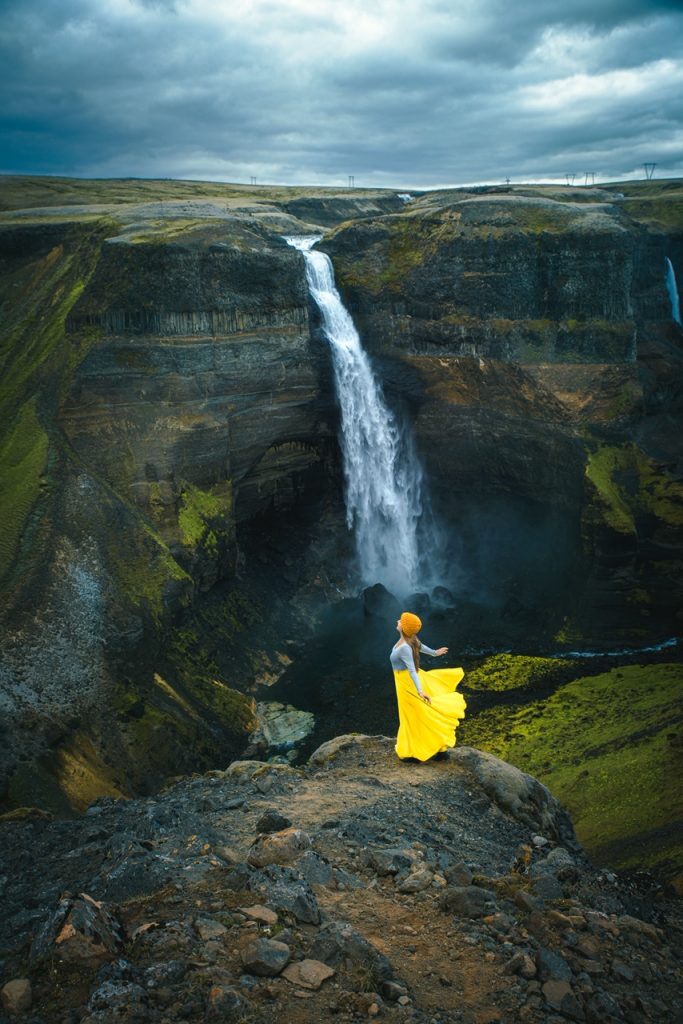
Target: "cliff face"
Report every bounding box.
[0,202,344,812]
[324,188,683,641]
[1,177,682,814]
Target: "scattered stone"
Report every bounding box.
[206,984,247,1021]
[381,981,409,1002]
[241,937,290,976]
[536,947,573,982]
[1,979,32,1014]
[532,835,549,848]
[504,952,537,979]
[514,889,544,914]
[31,893,124,964]
[247,827,311,868]
[542,979,572,1010]
[297,851,334,886]
[611,960,635,982]
[240,905,278,926]
[440,885,495,918]
[281,959,336,989]
[87,979,147,1012]
[310,921,396,982]
[397,868,434,893]
[362,846,419,876]
[617,915,662,944]
[195,917,228,941]
[444,862,474,886]
[256,810,293,833]
[531,874,564,900]
[261,867,321,924]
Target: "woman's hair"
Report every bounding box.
[407,634,420,672]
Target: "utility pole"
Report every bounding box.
[250,176,257,185]
[565,173,576,186]
[505,177,511,185]
[583,171,595,186]
[348,175,355,188]
[643,163,656,180]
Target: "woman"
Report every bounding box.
[390,611,466,761]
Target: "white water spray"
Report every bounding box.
[286,235,440,595]
[665,257,681,325]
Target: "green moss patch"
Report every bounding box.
[585,442,683,535]
[0,399,49,579]
[464,653,575,692]
[461,663,683,882]
[179,480,233,556]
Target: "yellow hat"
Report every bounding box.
[400,612,422,637]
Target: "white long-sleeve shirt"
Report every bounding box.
[390,640,437,693]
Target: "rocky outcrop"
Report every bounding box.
[1,736,681,1023]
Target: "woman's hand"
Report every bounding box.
[435,647,448,656]
[420,693,432,705]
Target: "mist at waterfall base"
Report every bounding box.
[666,257,681,325]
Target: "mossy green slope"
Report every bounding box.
[0,220,113,587]
[460,662,683,886]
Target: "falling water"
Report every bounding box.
[665,257,681,325]
[285,235,440,595]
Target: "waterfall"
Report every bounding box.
[665,257,681,325]
[285,235,440,596]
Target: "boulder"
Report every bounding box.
[256,810,292,834]
[362,846,420,876]
[31,893,124,964]
[241,937,290,976]
[446,746,579,847]
[1,979,32,1014]
[247,827,311,868]
[281,959,336,990]
[309,921,396,983]
[439,885,496,918]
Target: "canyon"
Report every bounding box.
[0,176,681,886]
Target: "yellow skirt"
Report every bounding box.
[394,667,466,761]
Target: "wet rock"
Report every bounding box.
[362,583,401,621]
[440,885,496,918]
[381,981,409,1002]
[281,959,336,990]
[31,893,124,964]
[310,921,396,983]
[247,827,311,868]
[241,937,290,976]
[256,810,292,834]
[1,979,32,1014]
[514,889,544,914]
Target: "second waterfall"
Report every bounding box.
[286,235,442,596]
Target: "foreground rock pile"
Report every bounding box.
[1,737,681,1024]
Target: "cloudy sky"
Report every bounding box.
[1,0,682,188]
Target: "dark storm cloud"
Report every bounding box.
[0,0,681,186]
